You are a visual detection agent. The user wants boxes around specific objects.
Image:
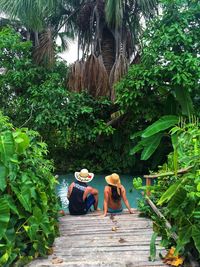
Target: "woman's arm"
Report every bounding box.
[121,186,133,214]
[67,182,74,199]
[103,187,109,216]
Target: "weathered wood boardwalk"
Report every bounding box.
[27,209,168,267]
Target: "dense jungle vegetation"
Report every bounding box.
[0,0,199,266]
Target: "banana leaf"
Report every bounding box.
[175,87,194,116]
[142,115,179,138]
[157,180,181,205]
[0,198,10,239]
[141,132,163,160]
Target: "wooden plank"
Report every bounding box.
[26,211,168,267]
[143,166,192,179]
[27,258,166,267]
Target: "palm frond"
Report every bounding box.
[0,0,60,31]
[57,31,75,52]
[105,0,123,29]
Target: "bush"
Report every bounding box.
[0,111,59,266]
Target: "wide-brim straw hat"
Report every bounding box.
[74,168,94,183]
[105,173,121,194]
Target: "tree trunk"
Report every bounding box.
[101,27,115,76]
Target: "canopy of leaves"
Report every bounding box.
[1,27,140,174]
[116,0,200,117]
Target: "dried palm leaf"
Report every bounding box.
[68,63,76,91]
[96,55,110,97]
[109,53,129,101]
[33,28,54,67]
[83,54,110,98]
[68,60,85,92]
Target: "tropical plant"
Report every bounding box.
[68,0,158,98]
[0,0,77,66]
[134,119,200,264]
[115,0,200,166]
[0,111,59,266]
[117,0,200,113]
[0,0,158,96]
[130,115,179,160]
[1,27,123,173]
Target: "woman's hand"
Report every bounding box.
[129,209,134,214]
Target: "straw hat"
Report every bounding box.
[74,169,94,183]
[105,173,121,194]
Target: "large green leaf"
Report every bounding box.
[150,232,158,261]
[11,185,32,212]
[0,131,15,164]
[175,225,192,254]
[0,198,10,239]
[192,225,200,254]
[4,195,19,215]
[167,189,187,216]
[175,87,194,116]
[14,132,30,154]
[142,115,179,138]
[157,180,182,205]
[141,132,163,160]
[130,143,143,155]
[0,164,7,191]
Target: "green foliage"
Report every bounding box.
[0,27,122,173]
[131,116,179,160]
[133,177,143,190]
[0,111,59,266]
[116,0,200,117]
[105,0,123,28]
[142,116,179,138]
[137,120,200,261]
[150,232,158,261]
[116,0,200,169]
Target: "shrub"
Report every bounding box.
[0,111,59,266]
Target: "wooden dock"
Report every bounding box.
[27,209,168,267]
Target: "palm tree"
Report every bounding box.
[0,0,78,66]
[68,0,158,99]
[0,0,158,97]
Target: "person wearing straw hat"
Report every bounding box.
[67,169,99,215]
[103,173,133,216]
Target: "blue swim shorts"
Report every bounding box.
[86,194,95,211]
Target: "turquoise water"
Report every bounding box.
[57,173,143,211]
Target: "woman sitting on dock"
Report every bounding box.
[103,173,133,216]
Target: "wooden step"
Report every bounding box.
[26,210,168,267]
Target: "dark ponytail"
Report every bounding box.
[109,185,121,202]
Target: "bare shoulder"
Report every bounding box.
[104,185,110,192]
[69,182,75,188]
